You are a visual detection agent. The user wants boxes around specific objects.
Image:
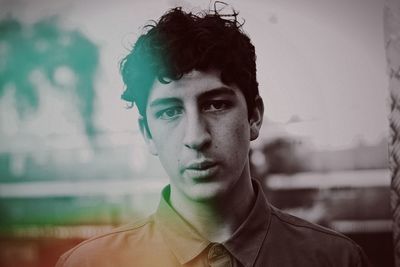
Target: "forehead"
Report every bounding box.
[147,70,239,107]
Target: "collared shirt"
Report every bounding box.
[56,180,371,267]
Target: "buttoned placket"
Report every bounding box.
[207,243,233,267]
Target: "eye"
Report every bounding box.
[156,107,183,120]
[203,100,231,112]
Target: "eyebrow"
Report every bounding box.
[197,87,236,102]
[149,87,236,108]
[149,97,181,108]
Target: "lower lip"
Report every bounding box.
[183,165,219,181]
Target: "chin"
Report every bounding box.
[184,181,229,202]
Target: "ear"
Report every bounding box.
[138,117,158,156]
[249,96,264,141]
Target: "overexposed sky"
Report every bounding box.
[0,0,389,149]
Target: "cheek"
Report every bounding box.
[157,143,181,178]
[150,123,177,152]
[234,122,251,154]
[155,136,178,160]
[152,130,181,169]
[215,118,250,156]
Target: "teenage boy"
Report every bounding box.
[56,6,371,267]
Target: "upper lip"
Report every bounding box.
[184,160,217,170]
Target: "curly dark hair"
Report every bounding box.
[120,5,259,118]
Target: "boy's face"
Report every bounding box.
[140,69,263,202]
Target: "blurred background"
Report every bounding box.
[0,0,391,266]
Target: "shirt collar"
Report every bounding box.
[223,179,272,267]
[154,180,271,266]
[154,186,210,264]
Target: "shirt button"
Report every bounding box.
[208,243,233,267]
[208,243,228,260]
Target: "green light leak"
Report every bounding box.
[0,16,99,137]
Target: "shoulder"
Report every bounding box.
[56,215,156,267]
[267,206,371,266]
[270,205,351,240]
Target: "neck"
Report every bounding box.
[169,162,256,243]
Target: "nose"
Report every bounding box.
[183,110,211,150]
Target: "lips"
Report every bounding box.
[186,160,217,170]
[182,160,219,180]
